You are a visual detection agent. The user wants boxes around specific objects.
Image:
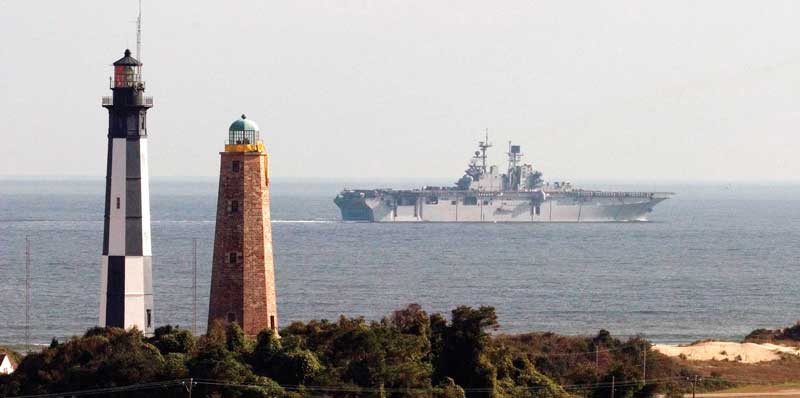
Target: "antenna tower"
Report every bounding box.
[25,236,31,353]
[478,128,492,173]
[506,141,523,190]
[192,238,198,336]
[136,0,142,61]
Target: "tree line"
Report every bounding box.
[0,304,718,398]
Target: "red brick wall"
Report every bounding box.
[208,151,278,336]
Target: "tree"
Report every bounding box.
[433,306,499,398]
[389,303,431,340]
[188,334,285,398]
[149,325,196,355]
[226,322,252,354]
[251,329,321,386]
[436,377,466,398]
[2,328,168,397]
[0,305,572,398]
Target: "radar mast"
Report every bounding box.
[478,128,492,173]
[506,141,523,190]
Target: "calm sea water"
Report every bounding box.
[1,178,799,347]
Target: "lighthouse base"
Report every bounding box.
[99,255,154,336]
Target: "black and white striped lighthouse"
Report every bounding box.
[99,49,154,336]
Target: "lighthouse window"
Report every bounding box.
[228,200,239,213]
[270,315,276,330]
[229,252,237,264]
[232,161,240,172]
[146,310,152,328]
[116,197,120,209]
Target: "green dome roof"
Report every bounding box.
[229,114,259,132]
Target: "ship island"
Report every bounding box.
[335,137,673,222]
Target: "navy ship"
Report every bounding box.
[334,137,672,222]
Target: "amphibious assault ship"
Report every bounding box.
[334,138,672,222]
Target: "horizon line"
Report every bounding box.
[2,175,800,185]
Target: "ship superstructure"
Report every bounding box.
[334,137,672,222]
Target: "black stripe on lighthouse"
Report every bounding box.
[102,138,113,255]
[105,256,126,327]
[126,138,143,256]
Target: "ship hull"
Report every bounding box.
[335,190,669,222]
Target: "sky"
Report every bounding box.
[1,1,799,181]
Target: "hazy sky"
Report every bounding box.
[1,1,799,181]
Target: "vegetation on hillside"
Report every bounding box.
[745,322,800,344]
[0,305,756,398]
[499,330,733,397]
[0,305,565,398]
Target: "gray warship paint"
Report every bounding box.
[99,50,154,336]
[335,190,669,222]
[334,140,672,222]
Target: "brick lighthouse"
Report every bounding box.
[99,49,155,336]
[208,115,278,336]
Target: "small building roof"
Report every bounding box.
[0,353,16,368]
[113,49,141,66]
[229,114,260,132]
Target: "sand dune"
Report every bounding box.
[653,341,800,363]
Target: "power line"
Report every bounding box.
[8,380,187,398]
[192,376,689,394]
[6,374,783,398]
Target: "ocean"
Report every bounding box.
[1,178,799,347]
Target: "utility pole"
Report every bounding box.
[688,375,701,398]
[595,345,600,369]
[642,341,647,383]
[192,238,197,336]
[610,375,615,398]
[594,344,601,389]
[183,378,194,398]
[25,236,31,353]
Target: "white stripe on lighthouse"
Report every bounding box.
[139,138,152,256]
[123,256,145,330]
[99,256,108,325]
[108,138,127,255]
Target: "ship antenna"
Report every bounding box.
[479,128,492,173]
[507,140,512,187]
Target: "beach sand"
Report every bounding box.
[654,341,800,363]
